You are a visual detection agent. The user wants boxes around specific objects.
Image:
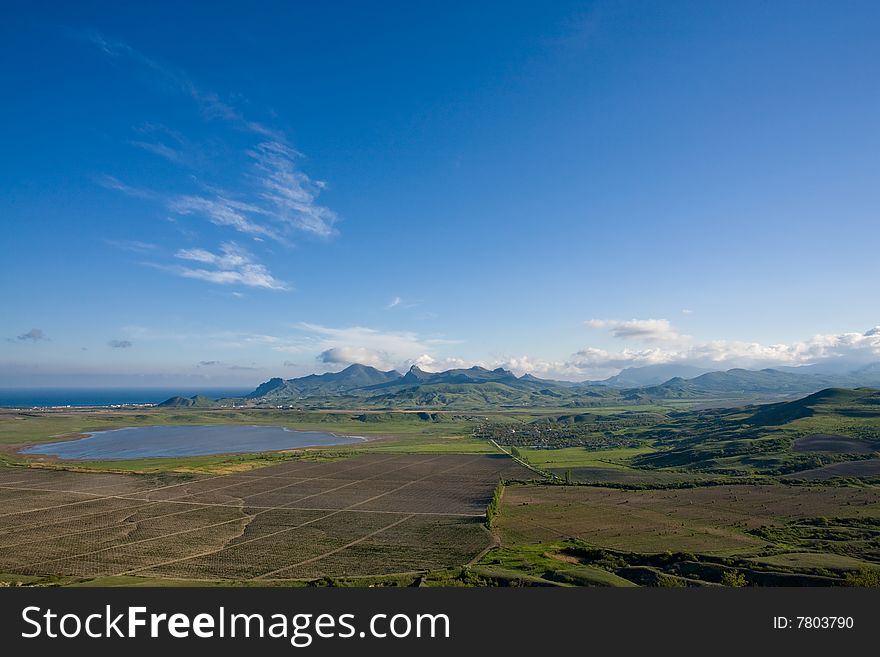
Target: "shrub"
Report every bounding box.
[720,570,748,587]
[844,568,880,587]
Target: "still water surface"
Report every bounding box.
[20,424,364,460]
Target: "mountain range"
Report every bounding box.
[159,361,880,409]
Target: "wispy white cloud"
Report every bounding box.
[248,141,338,238]
[163,140,338,242]
[164,242,289,290]
[176,244,249,268]
[98,175,290,244]
[104,239,158,253]
[84,32,280,139]
[130,140,183,164]
[87,32,339,263]
[384,296,422,311]
[169,195,285,242]
[102,145,334,245]
[95,174,156,200]
[130,123,206,167]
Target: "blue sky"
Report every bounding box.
[2,0,879,387]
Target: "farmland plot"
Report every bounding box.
[0,454,528,581]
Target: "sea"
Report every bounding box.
[0,388,252,408]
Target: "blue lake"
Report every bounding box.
[20,425,365,460]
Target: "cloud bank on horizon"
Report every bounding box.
[7,320,879,385]
[293,321,880,380]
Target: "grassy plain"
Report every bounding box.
[516,445,657,470]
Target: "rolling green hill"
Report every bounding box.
[632,387,880,475]
[366,381,619,409]
[748,388,880,426]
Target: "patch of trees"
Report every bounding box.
[485,479,505,528]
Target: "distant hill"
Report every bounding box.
[371,366,567,391]
[748,387,880,425]
[247,377,287,398]
[161,360,880,410]
[595,364,713,388]
[157,394,218,408]
[236,364,617,409]
[775,360,880,376]
[640,366,880,400]
[402,365,434,384]
[640,368,818,398]
[519,372,579,387]
[249,364,402,400]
